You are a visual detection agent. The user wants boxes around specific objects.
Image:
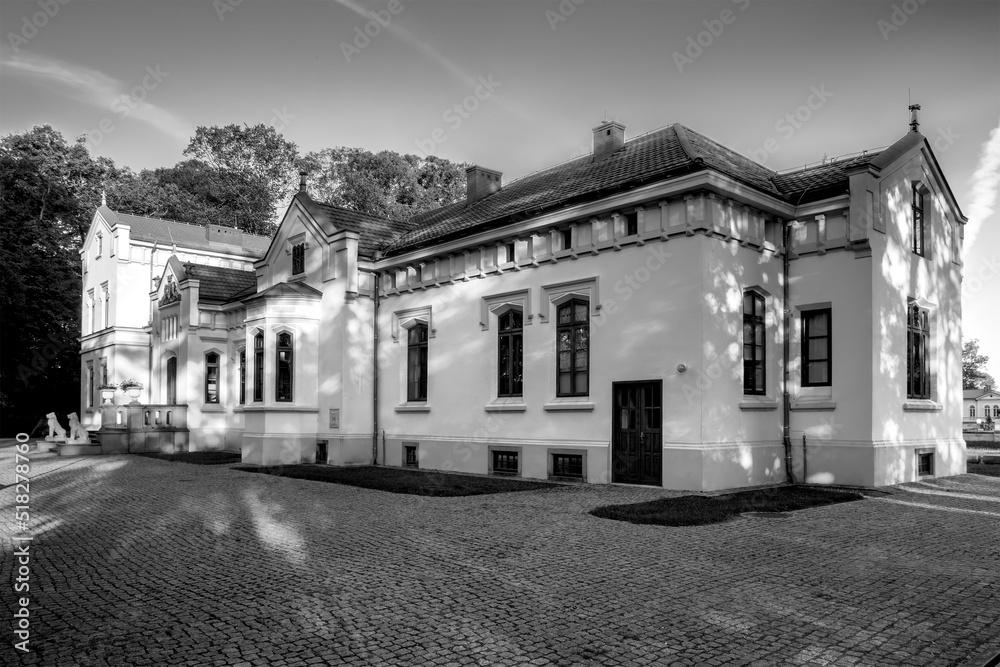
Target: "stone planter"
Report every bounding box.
[125,386,142,404]
[100,388,116,404]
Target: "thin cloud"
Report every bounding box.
[332,0,528,119]
[965,120,1000,250]
[1,49,190,144]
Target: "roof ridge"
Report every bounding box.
[776,147,888,175]
[110,208,272,240]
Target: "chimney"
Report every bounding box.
[465,165,503,205]
[299,170,307,193]
[593,120,626,161]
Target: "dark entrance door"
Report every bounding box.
[166,357,177,404]
[612,380,662,485]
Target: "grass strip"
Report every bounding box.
[591,485,864,527]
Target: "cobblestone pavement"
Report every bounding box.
[2,445,999,667]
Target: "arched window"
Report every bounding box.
[994,405,999,419]
[498,309,523,397]
[970,405,976,418]
[276,332,293,402]
[911,183,925,257]
[743,291,766,395]
[253,333,264,402]
[407,323,428,401]
[556,299,589,397]
[205,352,220,403]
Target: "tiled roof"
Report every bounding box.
[182,264,257,304]
[774,153,882,205]
[964,388,998,400]
[383,124,907,256]
[100,207,271,258]
[310,200,419,258]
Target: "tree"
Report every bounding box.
[0,126,107,434]
[963,339,995,390]
[298,147,468,220]
[184,124,300,217]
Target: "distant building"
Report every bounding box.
[963,388,1000,430]
[82,108,968,490]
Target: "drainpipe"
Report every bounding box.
[371,270,380,465]
[782,220,795,484]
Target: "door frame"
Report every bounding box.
[611,379,663,486]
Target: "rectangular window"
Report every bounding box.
[912,184,925,256]
[498,310,523,397]
[205,352,220,403]
[404,444,418,468]
[907,303,930,399]
[504,241,515,264]
[917,452,933,476]
[276,332,293,402]
[96,233,102,257]
[625,211,639,237]
[492,450,518,475]
[802,309,831,387]
[100,359,108,386]
[560,228,572,250]
[102,285,110,329]
[292,243,305,275]
[239,350,246,405]
[407,323,428,401]
[552,453,583,479]
[87,289,95,334]
[253,333,264,402]
[743,292,766,395]
[556,300,589,397]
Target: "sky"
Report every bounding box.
[1,0,998,378]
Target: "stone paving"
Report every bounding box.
[2,443,999,667]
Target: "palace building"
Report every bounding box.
[80,109,967,490]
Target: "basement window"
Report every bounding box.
[551,453,583,479]
[491,449,519,476]
[404,443,418,468]
[917,451,933,477]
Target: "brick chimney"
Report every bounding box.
[466,165,503,205]
[593,120,626,161]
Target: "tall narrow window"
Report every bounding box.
[970,405,976,418]
[498,310,523,397]
[253,333,264,402]
[907,302,930,399]
[912,184,925,256]
[96,233,102,257]
[994,405,999,418]
[292,243,305,275]
[205,352,220,404]
[86,362,94,408]
[103,285,110,329]
[276,332,293,402]
[556,300,589,397]
[802,309,831,387]
[504,241,516,264]
[100,359,108,386]
[407,323,428,401]
[87,290,95,334]
[560,228,573,251]
[743,291,766,395]
[239,349,246,405]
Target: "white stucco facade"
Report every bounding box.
[82,117,967,490]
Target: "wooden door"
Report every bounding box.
[612,381,662,485]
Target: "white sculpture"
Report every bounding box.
[45,412,67,441]
[66,412,90,444]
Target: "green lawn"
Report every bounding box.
[135,451,241,465]
[233,464,559,497]
[968,461,1000,477]
[590,485,865,527]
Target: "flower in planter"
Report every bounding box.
[98,384,118,391]
[118,379,144,391]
